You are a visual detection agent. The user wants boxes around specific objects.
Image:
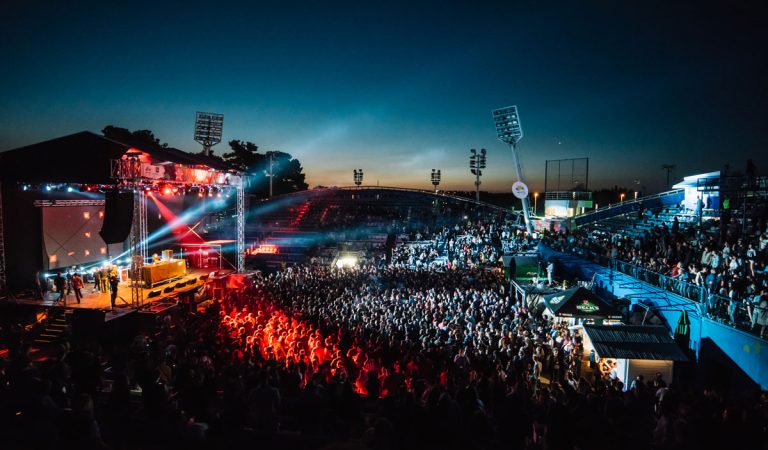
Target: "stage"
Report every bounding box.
[14,268,225,319]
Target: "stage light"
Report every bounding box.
[45,185,52,191]
[208,189,214,197]
[67,186,74,193]
[22,185,28,191]
[172,187,179,194]
[198,190,204,198]
[162,185,173,196]
[216,190,222,198]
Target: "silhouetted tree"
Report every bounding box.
[102,125,168,151]
[223,140,308,196]
[222,140,260,172]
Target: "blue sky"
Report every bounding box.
[2,0,766,192]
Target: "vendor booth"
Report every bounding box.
[582,325,688,388]
[542,287,623,325]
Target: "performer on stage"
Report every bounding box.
[109,273,119,311]
[93,269,101,293]
[99,267,109,293]
[71,272,84,304]
[72,272,83,304]
[53,272,67,304]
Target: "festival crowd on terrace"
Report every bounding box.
[543,211,768,338]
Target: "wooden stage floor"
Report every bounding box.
[15,269,220,316]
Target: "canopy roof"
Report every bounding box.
[583,325,688,361]
[0,131,234,185]
[543,287,622,320]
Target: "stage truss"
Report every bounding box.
[109,157,246,306]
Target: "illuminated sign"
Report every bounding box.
[575,300,600,313]
[253,244,279,254]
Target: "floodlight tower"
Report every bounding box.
[431,169,441,193]
[353,169,364,188]
[492,105,533,235]
[469,149,486,203]
[194,112,224,156]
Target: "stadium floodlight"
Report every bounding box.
[469,149,486,203]
[353,169,364,188]
[431,169,441,193]
[194,112,224,156]
[492,105,532,235]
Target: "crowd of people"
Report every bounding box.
[390,215,537,270]
[3,206,768,449]
[544,213,768,338]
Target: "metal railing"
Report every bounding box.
[611,259,766,331]
[573,189,684,226]
[546,242,767,336]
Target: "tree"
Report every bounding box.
[102,125,169,151]
[222,140,308,196]
[223,140,261,172]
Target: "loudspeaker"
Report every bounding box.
[99,191,134,244]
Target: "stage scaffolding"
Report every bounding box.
[110,158,246,309]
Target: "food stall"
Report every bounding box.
[581,325,688,388]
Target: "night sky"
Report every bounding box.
[2,0,766,193]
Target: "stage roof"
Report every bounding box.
[543,287,623,320]
[583,325,688,361]
[0,131,234,185]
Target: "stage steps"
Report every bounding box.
[32,308,71,347]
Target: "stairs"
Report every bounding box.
[32,308,70,347]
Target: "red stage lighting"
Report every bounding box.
[198,190,204,198]
[162,185,172,196]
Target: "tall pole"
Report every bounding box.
[269,153,274,199]
[510,142,533,235]
[475,169,481,203]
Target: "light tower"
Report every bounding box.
[194,112,224,156]
[431,169,441,193]
[353,169,364,187]
[492,105,533,235]
[469,149,486,203]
